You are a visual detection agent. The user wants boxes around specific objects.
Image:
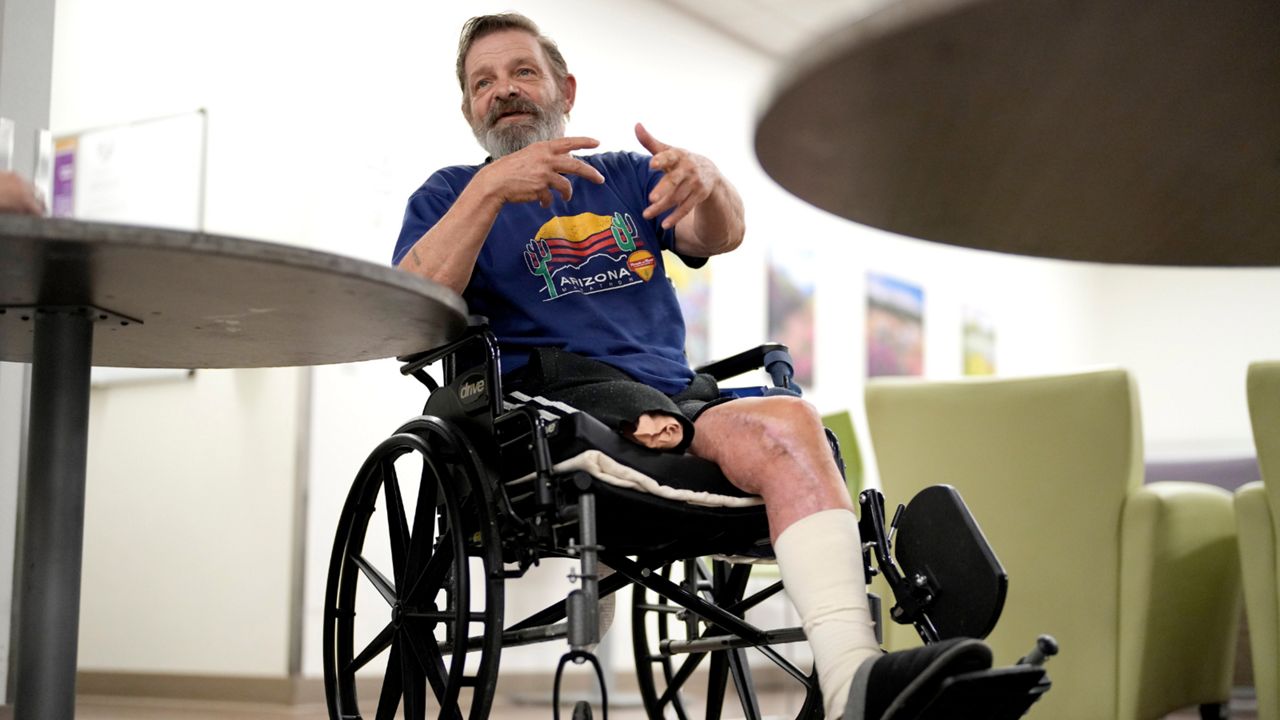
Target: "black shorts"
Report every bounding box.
[503,348,731,453]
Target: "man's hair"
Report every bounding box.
[456,13,570,102]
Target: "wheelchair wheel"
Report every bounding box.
[632,558,823,719]
[324,417,504,720]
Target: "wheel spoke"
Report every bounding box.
[382,459,411,587]
[728,648,763,720]
[353,554,398,607]
[405,531,455,603]
[403,469,444,602]
[659,651,708,707]
[401,634,427,720]
[347,622,397,675]
[403,628,463,720]
[375,642,404,720]
[705,652,730,720]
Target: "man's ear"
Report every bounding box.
[561,74,578,114]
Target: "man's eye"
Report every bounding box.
[474,79,491,90]
[517,68,535,77]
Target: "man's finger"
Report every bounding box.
[635,123,669,156]
[538,188,554,208]
[550,173,574,203]
[649,148,683,172]
[556,157,606,184]
[661,183,707,229]
[647,174,674,205]
[663,201,696,230]
[644,190,679,220]
[549,136,601,152]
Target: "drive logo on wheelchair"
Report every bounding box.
[458,375,487,407]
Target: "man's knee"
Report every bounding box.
[697,395,827,465]
[744,395,827,449]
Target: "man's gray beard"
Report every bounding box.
[472,101,566,158]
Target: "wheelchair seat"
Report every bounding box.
[498,390,773,560]
[322,324,1053,720]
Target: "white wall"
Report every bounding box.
[43,0,1278,688]
[78,368,304,675]
[1088,266,1280,458]
[0,363,26,697]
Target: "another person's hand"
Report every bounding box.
[636,123,720,229]
[0,171,45,215]
[475,136,606,208]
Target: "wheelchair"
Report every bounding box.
[322,322,1056,719]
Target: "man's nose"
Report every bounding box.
[502,82,519,98]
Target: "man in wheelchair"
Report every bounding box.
[326,12,1052,719]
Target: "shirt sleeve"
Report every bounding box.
[392,177,459,266]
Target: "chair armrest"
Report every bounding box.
[696,343,795,390]
[1118,481,1241,719]
[1235,481,1278,720]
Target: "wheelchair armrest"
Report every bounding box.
[396,317,506,423]
[397,315,492,376]
[696,343,796,391]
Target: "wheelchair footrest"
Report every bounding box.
[907,665,1050,720]
[893,485,1008,639]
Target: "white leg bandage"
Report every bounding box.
[774,509,881,719]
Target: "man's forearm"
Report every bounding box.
[679,177,745,257]
[397,183,504,294]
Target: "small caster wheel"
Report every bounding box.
[572,700,593,720]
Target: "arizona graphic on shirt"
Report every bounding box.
[523,211,656,300]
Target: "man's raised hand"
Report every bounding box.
[477,136,605,209]
[0,171,45,216]
[636,123,719,230]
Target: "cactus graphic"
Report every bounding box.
[610,212,638,252]
[524,238,558,298]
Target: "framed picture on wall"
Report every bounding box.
[767,244,817,387]
[867,272,923,377]
[963,307,997,376]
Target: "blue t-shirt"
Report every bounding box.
[394,151,703,395]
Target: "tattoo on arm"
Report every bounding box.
[408,247,423,268]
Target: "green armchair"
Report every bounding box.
[1237,361,1280,720]
[865,368,1241,720]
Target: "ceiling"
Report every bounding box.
[654,0,890,60]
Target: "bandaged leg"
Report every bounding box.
[774,508,881,718]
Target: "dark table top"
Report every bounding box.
[0,216,468,368]
[755,0,1280,266]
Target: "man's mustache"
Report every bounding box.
[484,96,544,128]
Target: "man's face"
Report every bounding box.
[462,29,575,158]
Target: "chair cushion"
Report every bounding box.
[506,391,762,506]
[498,392,772,558]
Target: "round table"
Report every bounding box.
[755,0,1280,266]
[0,217,467,717]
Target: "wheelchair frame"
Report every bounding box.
[322,324,1053,720]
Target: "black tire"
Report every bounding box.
[572,700,594,720]
[631,558,823,719]
[324,417,504,720]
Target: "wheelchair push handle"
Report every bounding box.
[763,349,798,393]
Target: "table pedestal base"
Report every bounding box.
[14,309,93,718]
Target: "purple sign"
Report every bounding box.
[52,145,75,218]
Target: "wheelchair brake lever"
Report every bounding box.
[1017,635,1060,667]
[857,491,896,572]
[887,503,904,546]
